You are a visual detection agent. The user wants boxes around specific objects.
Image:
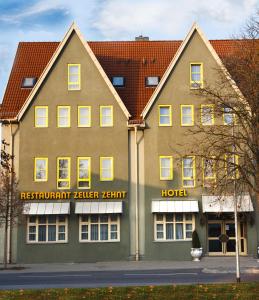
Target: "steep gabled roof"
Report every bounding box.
[0,24,245,120]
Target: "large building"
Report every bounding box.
[0,23,257,263]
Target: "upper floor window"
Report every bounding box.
[68,64,80,90]
[77,157,91,189]
[35,106,48,128]
[202,158,216,184]
[159,105,172,126]
[112,77,125,87]
[190,63,203,88]
[100,157,114,181]
[159,156,173,180]
[225,154,239,179]
[57,157,70,189]
[34,158,48,182]
[57,106,70,127]
[78,106,91,127]
[145,76,159,87]
[182,156,195,187]
[223,107,235,125]
[181,105,194,126]
[22,77,37,88]
[100,106,113,127]
[201,104,214,125]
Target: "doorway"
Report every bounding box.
[208,220,247,255]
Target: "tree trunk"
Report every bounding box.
[3,217,8,269]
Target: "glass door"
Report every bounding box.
[208,220,247,255]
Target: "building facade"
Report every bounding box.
[0,23,257,263]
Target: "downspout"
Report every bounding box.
[134,125,139,261]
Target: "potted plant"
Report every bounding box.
[190,230,202,261]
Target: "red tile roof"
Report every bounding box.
[0,39,245,120]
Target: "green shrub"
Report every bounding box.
[192,230,201,248]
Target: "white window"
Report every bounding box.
[27,215,67,243]
[182,156,195,187]
[79,214,120,242]
[159,156,173,180]
[100,106,113,127]
[78,106,91,127]
[201,105,214,125]
[190,63,203,88]
[100,157,114,181]
[154,213,194,241]
[146,76,159,86]
[223,107,235,125]
[35,106,48,127]
[181,105,194,126]
[57,106,70,127]
[159,105,172,126]
[68,64,80,90]
[112,77,125,87]
[34,158,48,182]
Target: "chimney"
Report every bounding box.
[135,35,149,41]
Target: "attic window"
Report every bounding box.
[145,76,159,87]
[112,76,125,87]
[22,77,37,88]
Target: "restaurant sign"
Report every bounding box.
[20,191,127,200]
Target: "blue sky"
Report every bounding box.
[0,0,258,102]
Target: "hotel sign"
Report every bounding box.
[20,191,127,200]
[161,189,188,197]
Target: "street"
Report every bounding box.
[0,268,258,290]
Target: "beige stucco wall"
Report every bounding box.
[19,31,129,193]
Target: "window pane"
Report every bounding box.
[110,215,117,222]
[102,159,111,169]
[161,168,170,178]
[176,223,183,239]
[166,223,174,239]
[58,181,69,188]
[161,158,170,168]
[48,225,56,241]
[29,216,36,223]
[185,213,192,221]
[175,213,183,222]
[202,106,213,125]
[102,169,112,179]
[91,224,98,240]
[191,65,200,73]
[183,107,192,115]
[191,73,201,81]
[112,77,124,86]
[166,214,174,222]
[58,216,66,222]
[183,179,194,186]
[111,232,117,240]
[102,107,111,117]
[59,159,68,168]
[146,77,159,86]
[156,214,163,221]
[48,216,56,224]
[38,225,46,241]
[90,215,98,223]
[160,107,169,115]
[69,65,79,74]
[38,216,46,224]
[100,224,108,240]
[100,215,108,222]
[78,181,90,188]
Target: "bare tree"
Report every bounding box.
[0,140,23,269]
[187,12,258,282]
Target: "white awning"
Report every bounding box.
[152,200,199,213]
[23,202,70,215]
[202,194,254,213]
[75,201,123,214]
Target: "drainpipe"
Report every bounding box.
[134,125,139,261]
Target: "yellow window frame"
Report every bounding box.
[34,157,48,182]
[158,105,172,126]
[201,104,214,125]
[223,107,236,125]
[57,157,71,189]
[202,157,216,184]
[100,157,114,181]
[78,106,91,127]
[190,62,203,89]
[181,105,194,126]
[100,106,113,127]
[35,106,48,128]
[182,156,196,188]
[57,106,71,128]
[77,157,91,189]
[68,64,81,90]
[225,154,239,179]
[159,156,173,180]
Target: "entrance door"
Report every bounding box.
[208,220,246,255]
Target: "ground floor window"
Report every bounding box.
[154,213,194,241]
[79,214,120,242]
[27,215,67,243]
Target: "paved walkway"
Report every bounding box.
[1,256,259,274]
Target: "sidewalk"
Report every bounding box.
[1,256,259,274]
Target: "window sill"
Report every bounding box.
[153,239,192,243]
[79,240,120,243]
[26,241,68,244]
